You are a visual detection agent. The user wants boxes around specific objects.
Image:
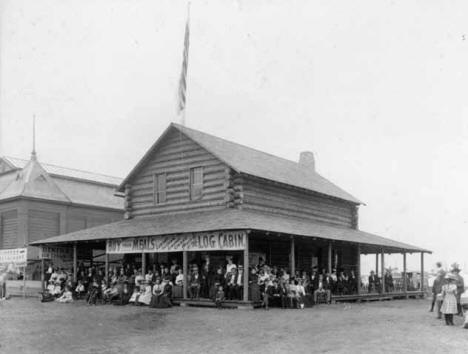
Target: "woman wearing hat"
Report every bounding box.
[441,273,458,325]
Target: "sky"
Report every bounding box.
[1,0,468,274]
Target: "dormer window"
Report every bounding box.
[153,173,167,204]
[190,167,203,201]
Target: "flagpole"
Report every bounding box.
[177,1,191,126]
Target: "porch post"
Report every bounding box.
[40,246,45,293]
[356,244,361,295]
[105,253,109,285]
[73,243,77,283]
[141,252,146,275]
[420,252,424,292]
[243,232,249,302]
[290,236,295,276]
[403,252,407,297]
[327,242,332,274]
[375,253,379,275]
[183,251,188,299]
[381,249,385,294]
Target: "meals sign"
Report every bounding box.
[106,231,247,254]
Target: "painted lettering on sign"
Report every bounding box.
[0,248,28,265]
[106,231,246,254]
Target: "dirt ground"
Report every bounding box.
[0,298,466,354]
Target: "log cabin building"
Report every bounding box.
[0,153,123,277]
[32,123,430,304]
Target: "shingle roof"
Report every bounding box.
[118,123,361,204]
[30,209,430,253]
[2,156,122,186]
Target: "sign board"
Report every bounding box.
[0,248,27,266]
[39,246,73,268]
[106,231,247,254]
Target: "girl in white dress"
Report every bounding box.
[441,274,458,326]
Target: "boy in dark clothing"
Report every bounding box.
[215,285,225,309]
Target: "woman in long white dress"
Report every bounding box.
[137,284,153,306]
[441,274,458,326]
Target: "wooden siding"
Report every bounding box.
[28,209,60,243]
[129,129,229,218]
[1,210,18,249]
[242,177,355,228]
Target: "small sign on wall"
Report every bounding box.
[0,248,27,266]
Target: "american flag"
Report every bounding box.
[177,5,190,124]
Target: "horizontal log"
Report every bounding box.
[243,203,352,228]
[243,179,353,216]
[131,201,226,217]
[243,192,351,224]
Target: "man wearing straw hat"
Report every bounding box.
[451,263,465,316]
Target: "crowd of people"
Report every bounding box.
[39,256,364,309]
[429,262,466,327]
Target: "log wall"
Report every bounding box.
[129,129,229,218]
[242,177,356,228]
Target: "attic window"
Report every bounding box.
[190,167,203,201]
[153,173,167,204]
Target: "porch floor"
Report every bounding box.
[332,291,425,303]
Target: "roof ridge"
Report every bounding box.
[172,123,303,168]
[3,155,122,181]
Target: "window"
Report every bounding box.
[153,173,167,204]
[190,167,203,201]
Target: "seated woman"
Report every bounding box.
[265,279,282,309]
[75,280,86,299]
[249,268,261,303]
[102,280,118,304]
[113,281,131,306]
[56,286,73,303]
[287,279,298,308]
[295,279,306,309]
[52,281,63,297]
[188,269,201,299]
[86,277,101,305]
[46,280,55,295]
[128,287,141,305]
[137,283,152,306]
[313,275,331,304]
[150,278,164,308]
[145,270,155,284]
[172,268,184,298]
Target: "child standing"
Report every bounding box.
[441,274,458,326]
[215,285,225,309]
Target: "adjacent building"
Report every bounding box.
[0,153,123,276]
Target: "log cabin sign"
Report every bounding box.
[106,230,247,254]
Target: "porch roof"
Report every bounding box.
[30,209,430,254]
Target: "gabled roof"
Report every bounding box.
[2,156,122,186]
[30,209,430,254]
[118,123,361,204]
[0,157,70,203]
[0,156,123,210]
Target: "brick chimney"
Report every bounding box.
[299,151,315,171]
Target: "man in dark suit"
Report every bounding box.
[226,268,238,300]
[384,269,394,293]
[235,265,244,300]
[368,271,380,293]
